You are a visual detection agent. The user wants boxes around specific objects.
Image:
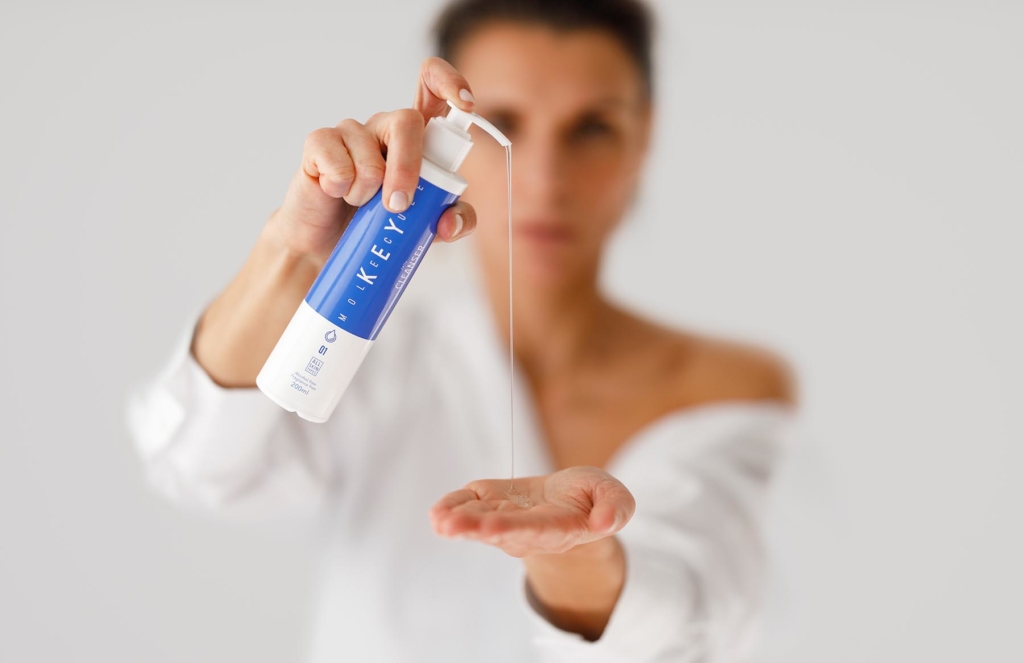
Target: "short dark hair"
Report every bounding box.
[434,0,655,99]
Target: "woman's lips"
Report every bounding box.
[515,223,575,244]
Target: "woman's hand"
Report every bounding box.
[269,57,480,267]
[429,466,636,558]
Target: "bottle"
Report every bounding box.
[256,101,511,423]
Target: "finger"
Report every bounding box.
[429,488,478,518]
[334,118,387,207]
[478,506,581,537]
[475,510,584,555]
[366,109,424,213]
[587,480,636,534]
[464,476,544,499]
[414,56,475,120]
[431,499,500,538]
[442,501,494,536]
[429,488,484,536]
[302,128,357,199]
[436,201,477,242]
[588,501,620,534]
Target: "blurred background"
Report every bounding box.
[1,0,1021,661]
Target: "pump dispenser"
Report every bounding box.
[256,101,511,423]
[423,100,511,171]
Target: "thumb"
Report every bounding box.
[588,477,636,535]
[436,201,477,243]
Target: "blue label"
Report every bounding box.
[305,177,459,340]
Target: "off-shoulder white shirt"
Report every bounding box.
[126,273,794,663]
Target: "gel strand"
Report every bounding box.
[504,144,518,495]
[498,144,525,506]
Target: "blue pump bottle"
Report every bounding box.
[256,102,510,422]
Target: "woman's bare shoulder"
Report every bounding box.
[629,315,797,407]
[688,332,796,405]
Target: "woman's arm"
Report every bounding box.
[523,536,626,641]
[430,404,795,660]
[190,216,322,388]
[127,58,482,515]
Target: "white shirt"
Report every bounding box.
[126,271,795,663]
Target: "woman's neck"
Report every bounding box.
[481,260,617,380]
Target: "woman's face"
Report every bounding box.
[452,23,652,288]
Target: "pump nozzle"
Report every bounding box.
[445,100,511,147]
[422,100,512,173]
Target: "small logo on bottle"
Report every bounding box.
[325,330,337,343]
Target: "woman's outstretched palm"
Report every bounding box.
[429,466,635,558]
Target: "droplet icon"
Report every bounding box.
[325,330,337,343]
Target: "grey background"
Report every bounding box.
[1,1,1021,661]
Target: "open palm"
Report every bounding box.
[429,466,636,558]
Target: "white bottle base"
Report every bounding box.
[256,300,374,423]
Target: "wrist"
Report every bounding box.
[523,536,626,641]
[261,209,328,273]
[191,212,324,387]
[525,535,621,565]
[524,536,625,599]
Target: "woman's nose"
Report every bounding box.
[515,140,568,208]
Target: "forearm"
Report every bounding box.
[192,211,323,388]
[523,535,626,641]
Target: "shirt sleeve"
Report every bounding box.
[125,312,336,519]
[520,404,796,663]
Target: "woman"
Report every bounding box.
[128,0,796,661]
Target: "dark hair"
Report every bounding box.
[434,0,655,99]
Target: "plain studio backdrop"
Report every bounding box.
[1,1,1021,661]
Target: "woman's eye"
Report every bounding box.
[487,116,516,138]
[573,120,613,139]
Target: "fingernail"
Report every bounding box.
[451,213,464,239]
[389,190,409,212]
[459,88,475,104]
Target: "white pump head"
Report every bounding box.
[422,100,511,173]
[443,100,512,147]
